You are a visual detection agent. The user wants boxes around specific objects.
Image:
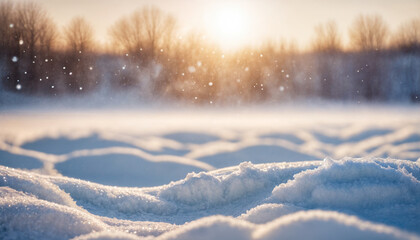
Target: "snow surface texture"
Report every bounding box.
[0,107,419,187]
[0,107,420,239]
[1,158,419,239]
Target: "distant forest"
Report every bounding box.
[1,1,420,104]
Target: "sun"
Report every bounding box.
[205,4,249,50]
[216,7,245,37]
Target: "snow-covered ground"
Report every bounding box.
[0,105,419,239]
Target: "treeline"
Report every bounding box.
[0,2,96,95]
[1,1,419,104]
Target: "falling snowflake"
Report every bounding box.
[11,56,18,62]
[16,84,22,90]
[188,66,196,73]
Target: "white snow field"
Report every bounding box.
[0,105,420,239]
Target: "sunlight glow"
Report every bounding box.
[205,3,249,50]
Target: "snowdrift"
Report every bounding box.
[1,157,419,239]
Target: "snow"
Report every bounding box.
[239,203,304,224]
[158,161,318,210]
[0,187,104,239]
[1,158,419,239]
[252,210,418,240]
[270,158,420,231]
[0,106,420,239]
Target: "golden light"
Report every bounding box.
[205,3,249,50]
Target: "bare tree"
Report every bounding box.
[36,17,59,93]
[64,17,94,53]
[349,15,389,51]
[392,18,420,52]
[0,1,14,56]
[310,21,342,98]
[63,17,96,93]
[108,6,177,97]
[0,1,15,91]
[391,18,420,101]
[109,17,138,53]
[15,2,51,60]
[109,6,176,62]
[1,2,57,93]
[349,15,390,100]
[167,31,223,102]
[311,21,342,53]
[39,20,58,56]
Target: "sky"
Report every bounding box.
[11,0,420,51]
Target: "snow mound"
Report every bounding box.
[239,203,304,224]
[72,231,139,240]
[0,166,76,207]
[53,178,177,217]
[157,216,253,240]
[0,187,104,240]
[253,210,419,240]
[156,211,418,240]
[271,157,420,231]
[158,161,318,209]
